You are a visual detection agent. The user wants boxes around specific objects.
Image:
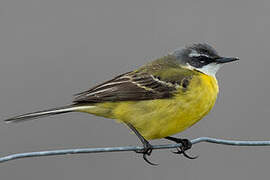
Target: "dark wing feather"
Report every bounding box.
[73,72,177,103]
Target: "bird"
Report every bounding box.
[4,43,238,165]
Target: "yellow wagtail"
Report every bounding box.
[4,43,238,165]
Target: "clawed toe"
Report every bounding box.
[127,123,159,165]
[165,137,198,160]
[135,142,158,166]
[173,147,198,159]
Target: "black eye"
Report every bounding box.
[199,59,206,63]
[197,56,210,63]
[188,54,214,68]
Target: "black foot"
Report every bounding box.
[126,123,159,165]
[165,137,198,159]
[135,141,158,166]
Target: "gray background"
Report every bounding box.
[0,0,269,179]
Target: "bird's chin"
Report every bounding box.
[195,63,223,77]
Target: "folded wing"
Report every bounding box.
[73,72,178,103]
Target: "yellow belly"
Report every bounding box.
[78,73,219,140]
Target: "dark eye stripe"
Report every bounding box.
[196,56,214,62]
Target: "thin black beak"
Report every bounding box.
[216,57,239,64]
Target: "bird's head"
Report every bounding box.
[172,43,239,76]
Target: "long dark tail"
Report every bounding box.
[4,105,87,123]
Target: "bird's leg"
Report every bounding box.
[165,136,198,159]
[126,123,158,166]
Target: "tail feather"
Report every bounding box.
[4,105,86,123]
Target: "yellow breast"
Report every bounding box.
[79,72,219,140]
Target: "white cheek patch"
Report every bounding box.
[195,63,223,77]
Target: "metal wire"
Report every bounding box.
[1,137,270,163]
